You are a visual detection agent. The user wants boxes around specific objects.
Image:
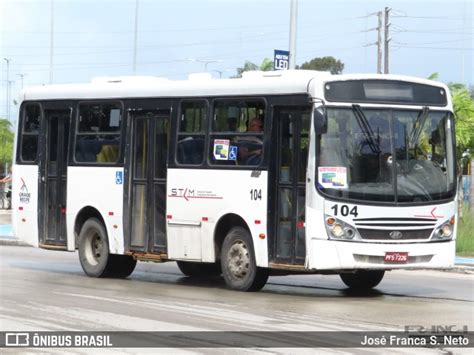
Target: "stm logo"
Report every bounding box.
[168,188,223,202]
[169,188,195,201]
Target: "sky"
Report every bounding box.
[1,0,473,125]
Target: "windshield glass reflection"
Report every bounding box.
[317,108,455,203]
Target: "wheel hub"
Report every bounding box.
[227,241,250,279]
[84,232,103,266]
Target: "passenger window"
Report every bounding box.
[176,101,207,165]
[19,104,41,163]
[75,103,122,163]
[210,100,265,166]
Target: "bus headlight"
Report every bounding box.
[433,216,455,240]
[440,224,453,237]
[332,224,344,238]
[325,216,358,240]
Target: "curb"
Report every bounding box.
[443,266,474,274]
[0,238,30,247]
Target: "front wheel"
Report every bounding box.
[339,270,385,290]
[78,218,136,278]
[220,227,268,291]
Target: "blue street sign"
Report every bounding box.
[274,50,290,70]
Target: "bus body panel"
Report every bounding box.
[305,199,457,270]
[12,164,39,247]
[67,166,125,254]
[166,169,269,267]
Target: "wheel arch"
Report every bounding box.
[74,206,107,250]
[214,213,251,262]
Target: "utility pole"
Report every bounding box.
[289,0,298,70]
[16,74,27,89]
[133,0,139,74]
[49,0,54,84]
[377,11,383,74]
[384,7,391,74]
[3,58,11,119]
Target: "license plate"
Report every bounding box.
[384,252,408,263]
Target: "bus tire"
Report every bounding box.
[339,270,385,290]
[110,255,137,278]
[220,227,268,291]
[78,218,136,278]
[176,261,221,277]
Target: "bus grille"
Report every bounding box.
[353,217,437,240]
[357,228,433,240]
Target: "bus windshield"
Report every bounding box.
[317,107,456,203]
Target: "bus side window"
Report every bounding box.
[209,99,265,167]
[75,103,122,164]
[176,101,207,165]
[18,104,41,163]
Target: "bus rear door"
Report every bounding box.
[38,108,72,249]
[125,108,170,255]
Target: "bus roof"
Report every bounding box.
[19,70,448,103]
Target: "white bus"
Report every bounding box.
[12,70,457,291]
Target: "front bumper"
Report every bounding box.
[308,239,455,270]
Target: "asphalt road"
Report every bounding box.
[0,245,473,353]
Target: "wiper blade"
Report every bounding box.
[352,104,381,154]
[409,106,429,146]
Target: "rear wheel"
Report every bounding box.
[340,270,385,290]
[78,218,136,278]
[176,261,221,277]
[220,227,268,291]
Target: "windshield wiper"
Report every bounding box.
[409,106,429,146]
[352,104,381,154]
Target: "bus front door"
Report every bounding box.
[126,109,170,255]
[38,109,71,248]
[270,107,311,265]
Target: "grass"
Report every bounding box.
[456,205,474,256]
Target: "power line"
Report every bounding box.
[393,37,473,46]
[393,45,474,50]
[0,15,371,35]
[392,15,466,20]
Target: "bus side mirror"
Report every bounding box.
[313,107,327,134]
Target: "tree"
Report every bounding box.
[450,84,474,155]
[234,57,273,77]
[0,118,14,165]
[296,56,344,74]
[428,73,474,156]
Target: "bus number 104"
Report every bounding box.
[250,189,262,201]
[331,204,359,218]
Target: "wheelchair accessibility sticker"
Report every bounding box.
[115,171,123,185]
[229,146,238,161]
